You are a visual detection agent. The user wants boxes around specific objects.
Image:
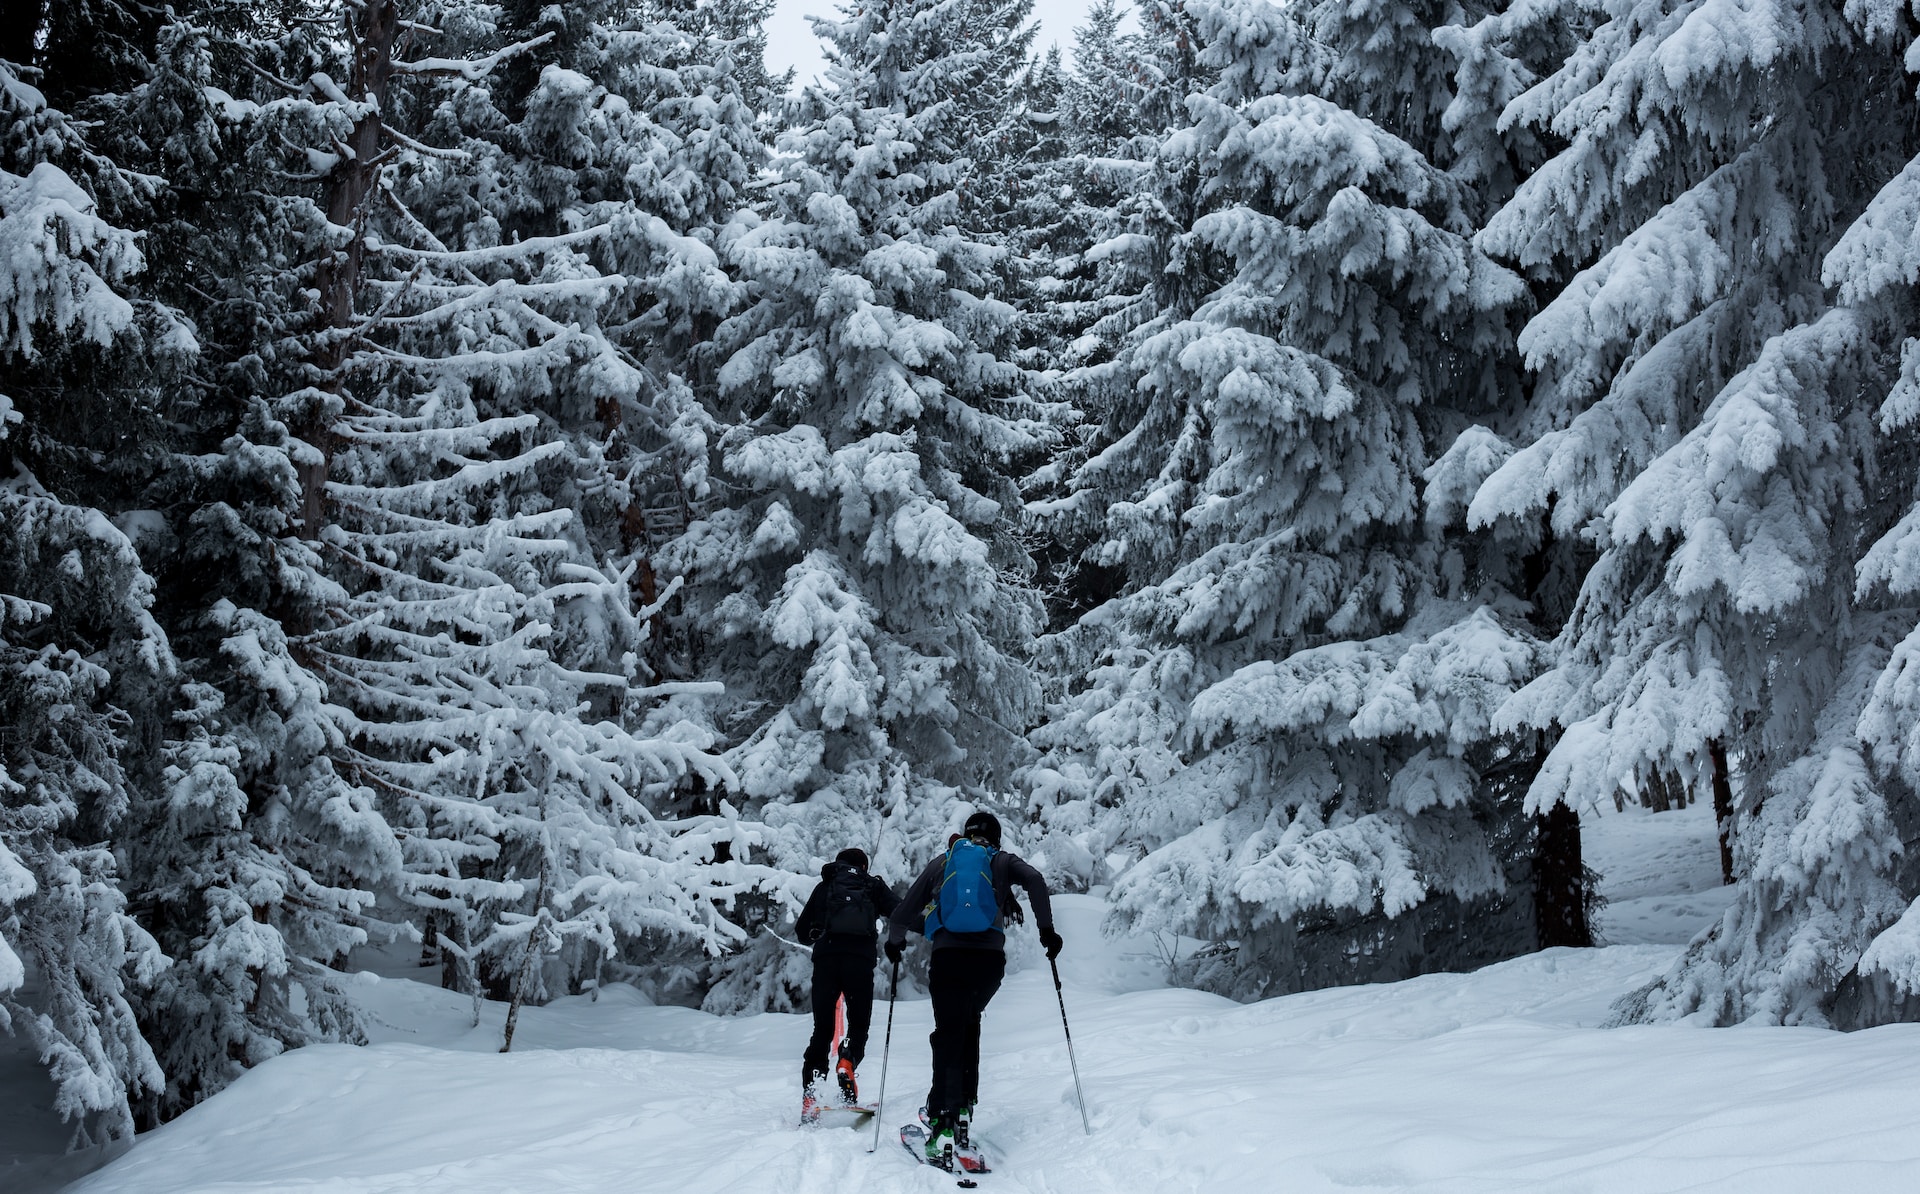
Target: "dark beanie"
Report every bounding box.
[835,847,870,871]
[963,811,1002,847]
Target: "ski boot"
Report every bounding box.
[800,1082,824,1125]
[922,1110,959,1170]
[835,1053,859,1105]
[920,1102,975,1142]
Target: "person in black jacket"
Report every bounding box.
[794,847,898,1118]
[885,811,1061,1162]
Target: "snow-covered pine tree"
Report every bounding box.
[1026,0,1546,997]
[943,0,1040,212]
[477,0,761,676]
[678,0,1049,1010]
[1419,0,1599,946]
[0,54,170,1146]
[1021,0,1213,641]
[1064,0,1150,154]
[988,39,1120,628]
[648,0,792,124]
[1850,146,1920,1021]
[248,0,781,1034]
[995,44,1076,373]
[1465,0,1920,1025]
[485,0,791,1021]
[1045,0,1158,333]
[34,14,418,1119]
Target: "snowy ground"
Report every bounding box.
[14,805,1920,1192]
[1584,799,1739,945]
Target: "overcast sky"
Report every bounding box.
[763,0,1105,88]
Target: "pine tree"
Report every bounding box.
[0,54,170,1147]
[1003,46,1076,367]
[677,0,1049,1010]
[1022,0,1215,637]
[1064,0,1150,154]
[1025,0,1545,997]
[46,10,423,1118]
[1422,0,1599,948]
[1464,0,1920,1025]
[0,0,795,1121]
[230,0,782,1036]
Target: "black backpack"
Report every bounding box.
[822,867,879,938]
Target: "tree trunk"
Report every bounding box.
[439,907,484,1027]
[1534,800,1593,948]
[498,946,533,1054]
[299,0,401,537]
[500,864,551,1054]
[1709,739,1736,885]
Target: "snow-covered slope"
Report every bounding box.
[57,875,1920,1194]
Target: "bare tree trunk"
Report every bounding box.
[1709,739,1736,885]
[500,864,550,1054]
[436,907,484,1025]
[1645,768,1676,812]
[1534,800,1593,948]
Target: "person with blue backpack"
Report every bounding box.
[884,811,1062,1168]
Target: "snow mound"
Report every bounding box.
[66,893,1920,1193]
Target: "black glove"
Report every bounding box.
[1040,929,1063,960]
[885,938,905,966]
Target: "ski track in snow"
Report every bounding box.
[28,808,1920,1192]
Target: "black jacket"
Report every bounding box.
[795,861,901,960]
[886,846,1054,953]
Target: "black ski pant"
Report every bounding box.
[926,948,1006,1119]
[802,951,875,1089]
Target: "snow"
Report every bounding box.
[0,160,140,357]
[1862,894,1920,996]
[42,840,1920,1194]
[1583,799,1739,945]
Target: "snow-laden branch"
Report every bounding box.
[368,224,611,267]
[392,32,556,81]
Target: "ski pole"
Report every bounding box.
[868,957,900,1153]
[1050,956,1092,1135]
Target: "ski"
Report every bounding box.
[799,997,877,1127]
[800,1102,877,1127]
[900,1123,992,1175]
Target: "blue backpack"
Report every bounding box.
[924,839,999,936]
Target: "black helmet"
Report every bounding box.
[835,847,870,872]
[962,811,1002,848]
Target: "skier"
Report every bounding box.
[885,811,1062,1168]
[794,847,899,1121]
